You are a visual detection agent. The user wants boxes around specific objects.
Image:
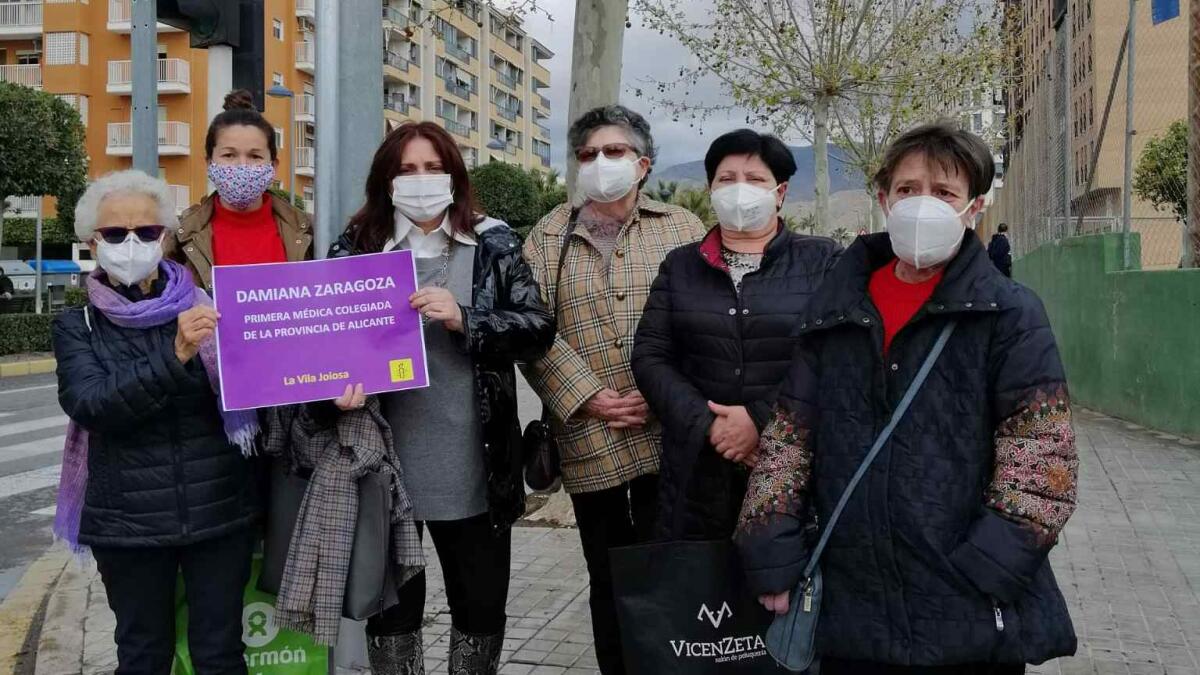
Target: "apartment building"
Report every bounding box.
[990,0,1187,231]
[0,0,553,218]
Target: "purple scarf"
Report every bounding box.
[53,260,259,552]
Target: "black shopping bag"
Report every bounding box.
[611,540,785,674]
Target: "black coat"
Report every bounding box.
[988,233,1012,277]
[632,227,841,540]
[736,232,1077,666]
[329,220,555,534]
[53,305,258,547]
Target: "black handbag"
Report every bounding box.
[766,321,957,672]
[259,459,401,621]
[522,210,581,493]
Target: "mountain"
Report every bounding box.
[651,145,866,202]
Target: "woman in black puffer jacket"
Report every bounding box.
[632,130,840,541]
[53,170,258,675]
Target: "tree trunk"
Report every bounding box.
[869,190,885,233]
[812,96,832,231]
[566,0,630,198]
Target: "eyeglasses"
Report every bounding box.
[574,143,638,163]
[94,225,166,245]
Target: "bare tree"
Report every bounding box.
[635,0,1003,230]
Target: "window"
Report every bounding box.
[273,19,283,40]
[56,94,88,125]
[79,34,89,65]
[274,127,283,149]
[45,33,78,65]
[973,113,983,133]
[272,72,284,87]
[16,50,40,65]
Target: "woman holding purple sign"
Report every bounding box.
[51,170,259,674]
[327,121,554,675]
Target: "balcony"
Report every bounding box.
[495,103,519,123]
[0,64,42,90]
[106,121,191,156]
[295,0,314,20]
[441,117,471,139]
[382,5,409,29]
[296,93,315,123]
[0,1,42,39]
[537,153,551,168]
[167,184,191,214]
[385,94,410,115]
[295,41,314,74]
[384,50,411,79]
[493,69,518,90]
[4,195,41,217]
[443,78,471,103]
[295,146,314,177]
[107,59,191,95]
[537,93,551,109]
[444,41,473,66]
[107,0,182,33]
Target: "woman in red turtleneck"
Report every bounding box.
[166,89,312,289]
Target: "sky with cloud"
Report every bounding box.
[519,0,808,174]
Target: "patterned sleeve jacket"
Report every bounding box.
[520,196,707,495]
[734,232,1080,666]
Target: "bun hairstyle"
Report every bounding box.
[204,88,278,161]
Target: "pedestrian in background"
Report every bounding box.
[521,105,706,675]
[736,122,1078,674]
[989,222,1013,277]
[632,129,841,542]
[53,170,259,674]
[167,89,312,289]
[328,121,554,675]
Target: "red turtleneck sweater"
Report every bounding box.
[211,195,287,266]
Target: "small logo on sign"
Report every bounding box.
[242,601,280,648]
[697,602,733,629]
[389,358,415,383]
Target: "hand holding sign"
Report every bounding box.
[175,306,220,363]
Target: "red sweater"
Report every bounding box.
[212,195,287,266]
[868,260,944,354]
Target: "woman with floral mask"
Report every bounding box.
[520,105,706,675]
[631,129,841,544]
[325,121,553,675]
[51,170,259,674]
[168,89,312,289]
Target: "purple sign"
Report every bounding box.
[212,251,429,410]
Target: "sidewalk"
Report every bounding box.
[26,410,1200,674]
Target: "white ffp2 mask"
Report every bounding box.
[577,155,639,203]
[711,183,780,232]
[96,233,164,286]
[392,174,455,223]
[886,196,975,269]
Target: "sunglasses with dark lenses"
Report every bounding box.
[95,225,166,245]
[574,143,638,163]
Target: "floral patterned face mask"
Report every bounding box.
[207,162,277,209]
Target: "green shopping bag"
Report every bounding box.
[172,554,329,675]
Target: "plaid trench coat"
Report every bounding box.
[521,196,706,494]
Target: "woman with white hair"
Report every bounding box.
[52,169,259,675]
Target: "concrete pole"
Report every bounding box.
[1187,0,1199,268]
[131,0,159,174]
[288,93,297,207]
[34,201,42,315]
[207,46,234,193]
[565,0,629,196]
[1121,0,1137,270]
[1064,2,1073,238]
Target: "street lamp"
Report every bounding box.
[486,136,507,164]
[267,84,297,207]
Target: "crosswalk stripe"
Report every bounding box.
[0,436,65,464]
[0,464,60,500]
[0,415,68,440]
[30,505,57,517]
[0,384,56,396]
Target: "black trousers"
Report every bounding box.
[92,528,254,675]
[822,659,1026,675]
[367,513,511,637]
[569,473,659,675]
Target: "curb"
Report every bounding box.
[0,547,71,674]
[0,359,56,379]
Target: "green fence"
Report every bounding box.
[1015,233,1200,439]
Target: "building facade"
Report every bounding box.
[0,0,553,218]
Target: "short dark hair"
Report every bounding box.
[998,223,1009,233]
[874,122,995,200]
[704,129,796,185]
[204,89,278,162]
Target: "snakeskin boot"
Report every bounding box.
[447,627,504,675]
[367,631,425,675]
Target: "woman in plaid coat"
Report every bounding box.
[522,105,706,674]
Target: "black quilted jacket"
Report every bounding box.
[632,226,841,540]
[736,232,1078,666]
[53,305,258,547]
[329,220,554,534]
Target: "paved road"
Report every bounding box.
[0,373,65,604]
